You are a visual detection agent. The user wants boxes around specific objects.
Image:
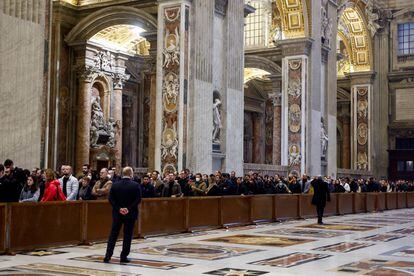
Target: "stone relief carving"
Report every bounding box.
[357,123,368,145]
[288,144,301,167]
[163,27,180,68]
[161,123,178,160]
[289,104,301,133]
[287,60,302,99]
[357,152,368,170]
[93,51,116,72]
[212,98,223,144]
[162,73,179,112]
[365,0,382,37]
[321,118,329,159]
[321,0,333,47]
[90,95,116,148]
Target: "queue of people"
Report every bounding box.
[0,158,413,203]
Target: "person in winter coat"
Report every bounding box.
[311,176,331,224]
[41,169,66,202]
[19,175,40,202]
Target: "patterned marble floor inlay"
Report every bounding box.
[313,242,374,253]
[203,234,314,247]
[0,209,413,275]
[333,259,414,275]
[71,255,191,270]
[260,228,350,238]
[250,252,331,268]
[133,243,261,260]
[19,249,67,256]
[2,263,139,275]
[203,268,268,275]
[382,246,414,258]
[298,223,378,231]
[356,234,404,242]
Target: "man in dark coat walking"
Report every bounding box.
[104,167,142,263]
[311,175,331,224]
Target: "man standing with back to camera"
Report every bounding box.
[311,175,331,225]
[104,167,142,263]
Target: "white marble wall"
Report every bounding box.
[0,2,47,169]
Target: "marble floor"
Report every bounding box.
[1,209,414,275]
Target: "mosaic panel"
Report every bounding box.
[250,252,330,268]
[203,234,314,247]
[333,259,414,275]
[133,243,261,260]
[71,255,191,270]
[313,242,373,253]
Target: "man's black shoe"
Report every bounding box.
[103,257,110,263]
[120,258,131,263]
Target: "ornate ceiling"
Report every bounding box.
[89,24,149,55]
[58,0,131,6]
[376,0,414,9]
[337,5,372,76]
[244,68,271,83]
[275,0,307,39]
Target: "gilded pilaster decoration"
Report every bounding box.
[283,57,307,174]
[352,85,370,171]
[159,4,190,174]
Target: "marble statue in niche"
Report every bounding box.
[212,97,223,144]
[90,95,116,148]
[289,144,301,166]
[163,27,180,68]
[320,118,329,159]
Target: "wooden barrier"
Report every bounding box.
[222,196,251,225]
[9,202,83,251]
[0,204,5,253]
[250,195,273,222]
[408,192,414,208]
[299,194,314,218]
[338,193,353,214]
[354,193,366,213]
[275,195,299,220]
[188,197,220,230]
[397,193,408,209]
[325,194,337,216]
[1,193,413,253]
[139,198,186,236]
[377,193,386,211]
[386,193,397,210]
[366,193,376,212]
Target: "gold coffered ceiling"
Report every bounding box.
[58,0,128,6]
[89,24,149,55]
[276,0,307,39]
[337,5,372,76]
[244,68,271,83]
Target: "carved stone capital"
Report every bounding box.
[76,66,96,83]
[269,92,282,106]
[215,0,228,17]
[113,73,130,90]
[279,38,313,57]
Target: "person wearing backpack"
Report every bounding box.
[41,169,66,202]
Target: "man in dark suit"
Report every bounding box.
[104,167,142,263]
[311,175,331,225]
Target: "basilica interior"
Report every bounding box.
[1,0,414,179]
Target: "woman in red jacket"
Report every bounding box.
[41,169,66,201]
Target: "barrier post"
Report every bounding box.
[185,198,190,232]
[219,197,223,227]
[80,201,89,245]
[298,194,303,218]
[249,196,254,224]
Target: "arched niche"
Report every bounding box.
[91,74,111,120]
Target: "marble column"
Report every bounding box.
[252,112,264,164]
[113,73,129,171]
[341,116,351,169]
[349,72,376,172]
[155,0,191,175]
[75,69,94,173]
[269,90,282,165]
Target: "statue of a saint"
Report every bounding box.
[321,118,329,159]
[212,98,222,144]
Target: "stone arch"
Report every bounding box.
[245,55,281,75]
[337,1,373,75]
[65,6,157,45]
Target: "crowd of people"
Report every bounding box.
[0,158,413,203]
